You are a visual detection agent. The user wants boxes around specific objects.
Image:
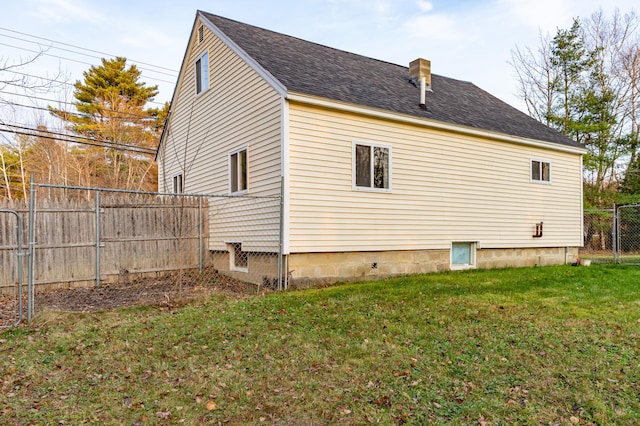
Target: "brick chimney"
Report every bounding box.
[409,58,431,109]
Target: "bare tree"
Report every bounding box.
[510,31,558,125]
[510,8,640,206]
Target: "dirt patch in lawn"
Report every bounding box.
[1,269,266,326]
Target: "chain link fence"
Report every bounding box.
[581,205,640,264]
[617,204,640,265]
[0,182,283,320]
[581,208,616,263]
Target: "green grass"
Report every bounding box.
[1,265,639,424]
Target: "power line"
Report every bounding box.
[0,41,177,85]
[0,127,156,155]
[0,33,177,78]
[0,90,163,120]
[3,70,168,106]
[0,121,157,155]
[0,102,161,134]
[0,26,179,74]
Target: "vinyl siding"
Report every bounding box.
[288,103,583,253]
[160,18,282,196]
[159,18,282,252]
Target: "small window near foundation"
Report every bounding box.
[229,242,248,272]
[451,242,476,270]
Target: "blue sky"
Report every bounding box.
[1,0,638,114]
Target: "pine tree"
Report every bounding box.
[50,57,165,190]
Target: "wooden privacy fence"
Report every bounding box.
[0,192,207,294]
[1,181,284,325]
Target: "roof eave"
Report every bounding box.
[199,11,287,97]
[286,92,587,155]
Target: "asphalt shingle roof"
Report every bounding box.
[201,11,581,149]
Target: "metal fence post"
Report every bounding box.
[278,176,284,290]
[27,175,35,323]
[612,207,616,264]
[95,190,101,287]
[198,197,203,272]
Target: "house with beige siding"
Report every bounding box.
[157,11,586,286]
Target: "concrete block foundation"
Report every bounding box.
[286,246,580,288]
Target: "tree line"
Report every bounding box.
[1,57,167,200]
[511,8,640,208]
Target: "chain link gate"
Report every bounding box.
[616,204,640,264]
[581,208,616,263]
[0,209,24,328]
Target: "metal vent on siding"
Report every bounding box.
[198,24,204,44]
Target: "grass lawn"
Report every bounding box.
[1,265,639,425]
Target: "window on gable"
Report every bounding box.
[172,173,183,193]
[353,142,391,190]
[531,159,551,183]
[195,52,209,95]
[229,147,248,193]
[198,24,204,44]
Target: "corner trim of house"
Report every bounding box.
[286,92,587,155]
[281,97,291,255]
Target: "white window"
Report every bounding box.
[451,242,476,270]
[353,142,391,191]
[172,173,183,193]
[195,52,209,95]
[229,147,248,194]
[531,159,551,183]
[228,242,248,272]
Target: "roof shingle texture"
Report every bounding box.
[201,11,581,148]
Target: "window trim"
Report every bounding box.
[352,141,392,192]
[172,173,184,194]
[530,158,551,184]
[195,51,209,96]
[229,146,248,194]
[450,241,477,270]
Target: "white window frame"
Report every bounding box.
[227,242,248,273]
[352,141,392,192]
[450,242,477,270]
[229,146,248,194]
[195,51,209,95]
[172,173,183,194]
[530,158,551,183]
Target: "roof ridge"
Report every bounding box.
[200,11,424,74]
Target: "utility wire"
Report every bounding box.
[0,41,176,85]
[0,122,157,154]
[0,32,177,78]
[0,26,179,73]
[0,90,163,120]
[0,127,156,155]
[0,102,161,135]
[3,70,168,106]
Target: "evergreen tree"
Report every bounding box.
[50,57,164,190]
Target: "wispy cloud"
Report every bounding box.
[417,1,434,13]
[32,0,101,24]
[402,2,462,41]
